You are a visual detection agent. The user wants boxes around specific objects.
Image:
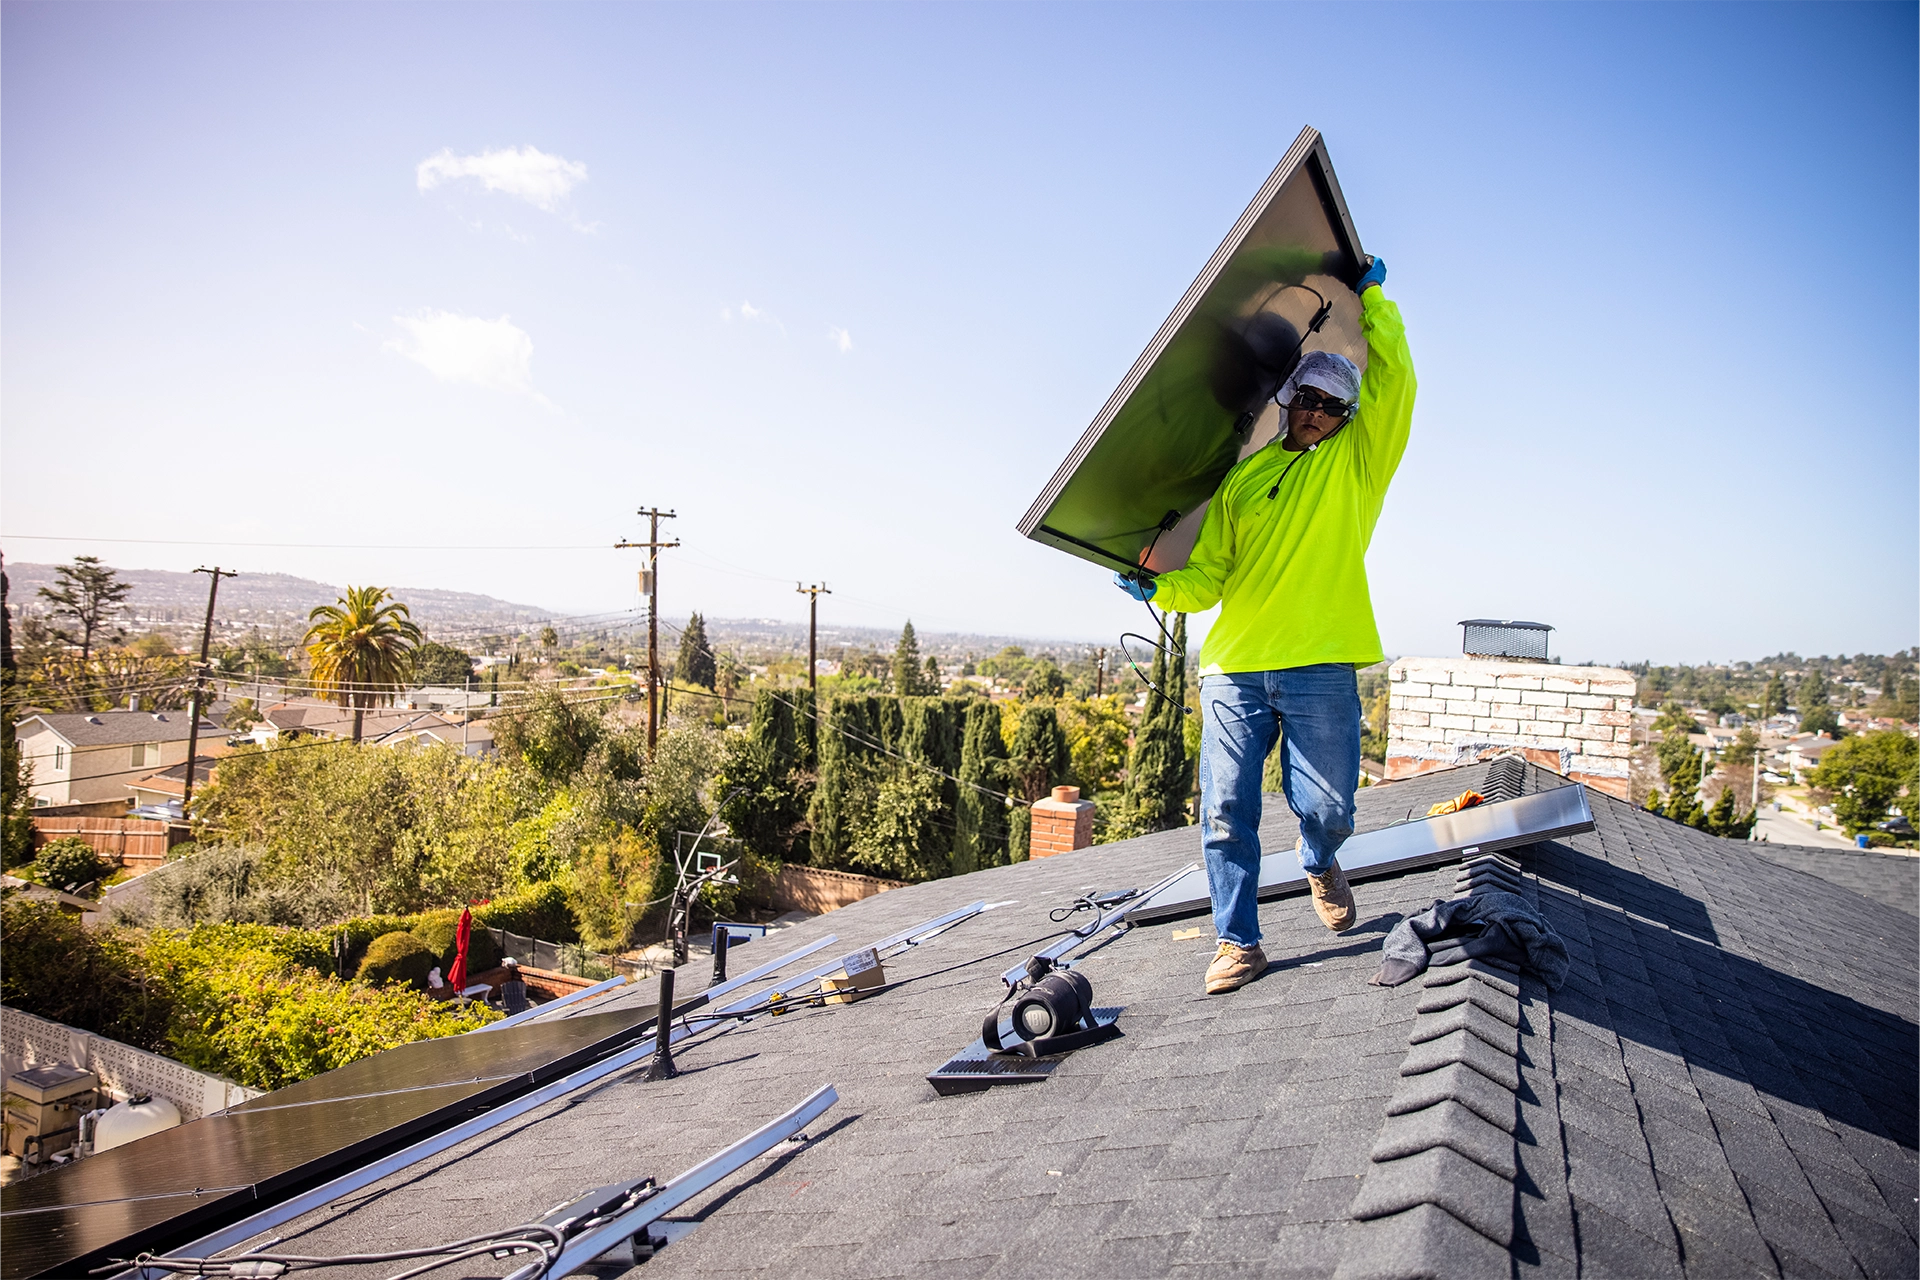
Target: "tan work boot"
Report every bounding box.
[1205,940,1268,994]
[1306,860,1357,932]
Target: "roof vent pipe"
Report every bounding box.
[1458,619,1553,662]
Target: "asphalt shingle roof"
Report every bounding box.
[14,711,215,747]
[150,762,1919,1278]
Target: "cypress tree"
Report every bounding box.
[954,699,1009,874]
[0,552,14,679]
[893,621,928,696]
[1126,614,1191,833]
[924,654,942,692]
[677,613,716,689]
[2,559,35,870]
[1007,704,1071,862]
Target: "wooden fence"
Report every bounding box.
[772,864,906,915]
[30,817,184,873]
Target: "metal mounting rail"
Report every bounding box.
[539,1084,839,1276]
[121,934,843,1279]
[475,976,628,1033]
[707,902,988,1019]
[1000,864,1199,988]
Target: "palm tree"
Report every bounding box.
[303,586,422,743]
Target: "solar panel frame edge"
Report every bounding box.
[1125,787,1595,925]
[2,998,712,1280]
[1016,124,1341,548]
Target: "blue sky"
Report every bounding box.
[4,2,1914,665]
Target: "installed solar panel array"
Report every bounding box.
[0,1006,678,1280]
[1127,779,1594,925]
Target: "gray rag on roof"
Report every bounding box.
[1370,890,1569,989]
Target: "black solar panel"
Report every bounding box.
[1127,783,1596,924]
[1018,125,1370,576]
[1,1005,681,1280]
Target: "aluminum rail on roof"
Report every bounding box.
[1018,125,1369,577]
[999,865,1199,988]
[705,901,989,1018]
[1126,784,1596,925]
[116,934,843,1280]
[540,1084,839,1277]
[476,975,627,1033]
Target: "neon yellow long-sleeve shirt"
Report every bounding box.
[1151,287,1415,676]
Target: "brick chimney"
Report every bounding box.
[1386,651,1636,800]
[1028,785,1094,858]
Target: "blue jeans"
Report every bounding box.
[1198,666,1362,947]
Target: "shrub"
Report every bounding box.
[33,837,110,893]
[116,845,352,928]
[0,892,173,1049]
[410,910,500,974]
[472,880,577,942]
[355,930,436,989]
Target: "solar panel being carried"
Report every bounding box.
[1018,125,1370,576]
[0,1006,682,1280]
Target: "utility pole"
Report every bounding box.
[796,583,830,693]
[1095,647,1107,698]
[180,567,237,818]
[615,509,678,752]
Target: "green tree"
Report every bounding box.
[893,621,931,696]
[923,654,942,693]
[715,689,812,867]
[2,558,36,869]
[1799,705,1842,738]
[1124,614,1191,836]
[1796,671,1832,733]
[224,697,261,731]
[953,700,1009,874]
[0,548,14,675]
[677,613,716,689]
[1006,703,1071,862]
[1652,701,1699,738]
[303,586,423,744]
[1361,687,1390,763]
[413,641,476,685]
[1810,730,1920,834]
[1704,787,1754,840]
[32,836,111,893]
[1659,747,1705,828]
[1761,672,1787,717]
[36,555,132,660]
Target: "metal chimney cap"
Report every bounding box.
[1456,619,1553,631]
[1458,619,1554,661]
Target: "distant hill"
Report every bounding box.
[5,562,553,637]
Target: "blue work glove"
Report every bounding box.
[1355,255,1386,294]
[1113,572,1156,602]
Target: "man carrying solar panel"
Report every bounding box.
[1114,255,1414,994]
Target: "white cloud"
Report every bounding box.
[721,300,786,334]
[387,310,538,395]
[416,146,587,213]
[828,326,853,354]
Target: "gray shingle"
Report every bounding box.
[103,760,1916,1280]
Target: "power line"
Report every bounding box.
[1,534,611,551]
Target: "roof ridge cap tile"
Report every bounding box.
[1406,998,1521,1056]
[1421,959,1522,998]
[1330,1201,1514,1280]
[1415,980,1522,1028]
[1342,877,1539,1272]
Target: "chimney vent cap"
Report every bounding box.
[1457,619,1554,661]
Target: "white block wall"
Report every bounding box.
[1386,657,1637,796]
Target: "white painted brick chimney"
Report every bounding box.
[1385,657,1636,799]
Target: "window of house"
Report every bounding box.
[53,744,67,771]
[131,742,161,768]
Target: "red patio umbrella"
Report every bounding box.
[449,905,473,993]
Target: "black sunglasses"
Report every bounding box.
[1285,387,1353,418]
